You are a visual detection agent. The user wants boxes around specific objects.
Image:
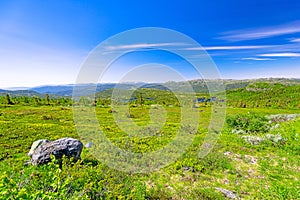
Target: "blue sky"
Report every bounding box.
[0,0,300,87]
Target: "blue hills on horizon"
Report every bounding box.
[0,82,168,97]
[1,78,300,97]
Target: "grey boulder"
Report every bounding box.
[28,139,51,157]
[30,137,83,165]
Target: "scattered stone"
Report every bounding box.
[266,114,300,123]
[265,134,286,143]
[223,151,231,156]
[165,184,175,192]
[30,138,83,165]
[224,151,258,164]
[215,187,239,199]
[231,129,246,134]
[241,133,286,145]
[85,141,93,148]
[223,178,230,185]
[223,151,240,161]
[182,166,194,172]
[244,155,258,164]
[270,123,280,130]
[241,136,265,145]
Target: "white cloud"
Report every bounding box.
[105,43,188,51]
[258,53,300,57]
[290,38,300,43]
[242,57,275,61]
[198,45,272,50]
[219,20,300,41]
[196,43,300,53]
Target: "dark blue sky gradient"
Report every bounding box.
[0,0,300,87]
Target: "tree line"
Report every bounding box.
[0,94,72,106]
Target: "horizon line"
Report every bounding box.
[2,77,300,91]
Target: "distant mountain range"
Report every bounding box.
[1,78,300,97]
[0,89,42,97]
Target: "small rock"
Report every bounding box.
[182,166,194,172]
[231,129,246,134]
[244,155,258,164]
[85,141,93,148]
[266,114,300,123]
[223,178,230,185]
[241,136,264,145]
[265,134,286,143]
[270,124,280,130]
[215,187,239,199]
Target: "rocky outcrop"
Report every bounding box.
[29,138,83,165]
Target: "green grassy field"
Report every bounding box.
[0,100,299,199]
[0,82,299,199]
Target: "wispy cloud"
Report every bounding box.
[258,53,300,57]
[242,57,275,61]
[106,44,277,52]
[290,38,300,43]
[200,45,272,50]
[219,20,300,41]
[105,43,188,50]
[183,45,273,51]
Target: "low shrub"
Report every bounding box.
[226,112,270,134]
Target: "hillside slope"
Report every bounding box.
[226,82,300,109]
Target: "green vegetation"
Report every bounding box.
[226,112,270,134]
[0,95,72,107]
[0,81,299,199]
[226,82,300,109]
